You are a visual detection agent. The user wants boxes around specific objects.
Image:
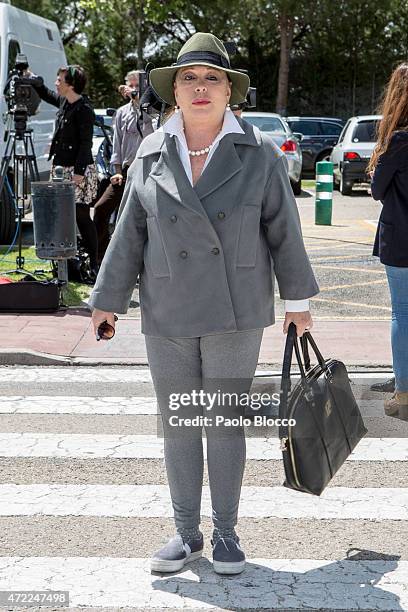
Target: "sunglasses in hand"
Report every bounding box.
[96,314,118,341]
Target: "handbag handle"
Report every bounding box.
[301,330,327,371]
[280,324,328,427]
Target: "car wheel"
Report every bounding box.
[333,172,340,191]
[339,172,353,196]
[291,177,302,196]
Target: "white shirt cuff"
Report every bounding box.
[285,299,310,312]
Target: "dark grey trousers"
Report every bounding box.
[145,328,264,531]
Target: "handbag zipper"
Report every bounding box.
[283,360,334,489]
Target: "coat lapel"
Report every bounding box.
[194,136,242,201]
[149,135,210,220]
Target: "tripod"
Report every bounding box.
[0,124,40,277]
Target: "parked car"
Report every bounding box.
[286,116,345,178]
[330,115,381,195]
[242,112,303,195]
[93,108,115,159]
[92,108,115,201]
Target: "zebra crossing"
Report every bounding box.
[0,366,407,610]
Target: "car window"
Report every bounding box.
[351,120,378,142]
[243,116,285,132]
[337,120,351,144]
[287,120,320,135]
[320,122,343,136]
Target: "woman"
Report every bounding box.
[28,65,99,279]
[368,63,408,417]
[89,33,318,575]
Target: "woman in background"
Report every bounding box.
[369,62,408,416]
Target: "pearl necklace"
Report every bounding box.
[187,128,222,157]
[188,143,214,157]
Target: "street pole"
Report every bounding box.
[315,160,333,225]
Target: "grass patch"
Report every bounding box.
[302,180,316,188]
[0,245,92,307]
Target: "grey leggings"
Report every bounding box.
[145,328,264,531]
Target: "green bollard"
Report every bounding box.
[315,161,333,225]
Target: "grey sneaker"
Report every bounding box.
[211,531,246,574]
[150,533,204,573]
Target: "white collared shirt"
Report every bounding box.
[161,110,308,313]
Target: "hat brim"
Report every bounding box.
[149,62,250,107]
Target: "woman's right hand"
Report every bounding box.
[92,308,116,339]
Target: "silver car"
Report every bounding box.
[330,115,381,195]
[241,111,303,195]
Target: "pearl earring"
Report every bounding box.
[174,105,180,114]
[226,103,231,111]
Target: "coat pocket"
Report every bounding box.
[236,205,260,267]
[146,216,170,278]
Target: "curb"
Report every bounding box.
[0,349,393,370]
[0,350,149,366]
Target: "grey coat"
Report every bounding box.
[88,118,319,337]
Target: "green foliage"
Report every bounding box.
[11,0,408,116]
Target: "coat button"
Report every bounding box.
[179,250,188,258]
[217,211,225,219]
[170,215,177,223]
[211,247,220,255]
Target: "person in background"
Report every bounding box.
[93,70,154,264]
[368,62,408,416]
[27,65,99,279]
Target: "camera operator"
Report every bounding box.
[25,65,99,279]
[93,70,154,264]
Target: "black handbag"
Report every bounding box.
[279,323,368,496]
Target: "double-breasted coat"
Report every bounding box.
[88,118,319,337]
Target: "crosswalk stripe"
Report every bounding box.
[0,432,408,461]
[0,484,407,519]
[0,396,158,414]
[0,557,406,609]
[0,367,394,384]
[0,367,154,383]
[0,396,390,415]
[0,433,406,461]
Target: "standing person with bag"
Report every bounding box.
[26,65,99,280]
[88,33,319,575]
[368,63,408,416]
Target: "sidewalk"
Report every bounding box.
[0,308,392,367]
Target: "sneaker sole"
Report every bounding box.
[213,559,246,574]
[150,549,203,573]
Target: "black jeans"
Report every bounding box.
[76,202,98,268]
[93,166,129,264]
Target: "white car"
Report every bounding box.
[241,111,303,195]
[330,115,381,195]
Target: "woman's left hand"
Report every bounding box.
[72,174,84,186]
[283,311,313,337]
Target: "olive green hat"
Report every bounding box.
[149,32,250,107]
